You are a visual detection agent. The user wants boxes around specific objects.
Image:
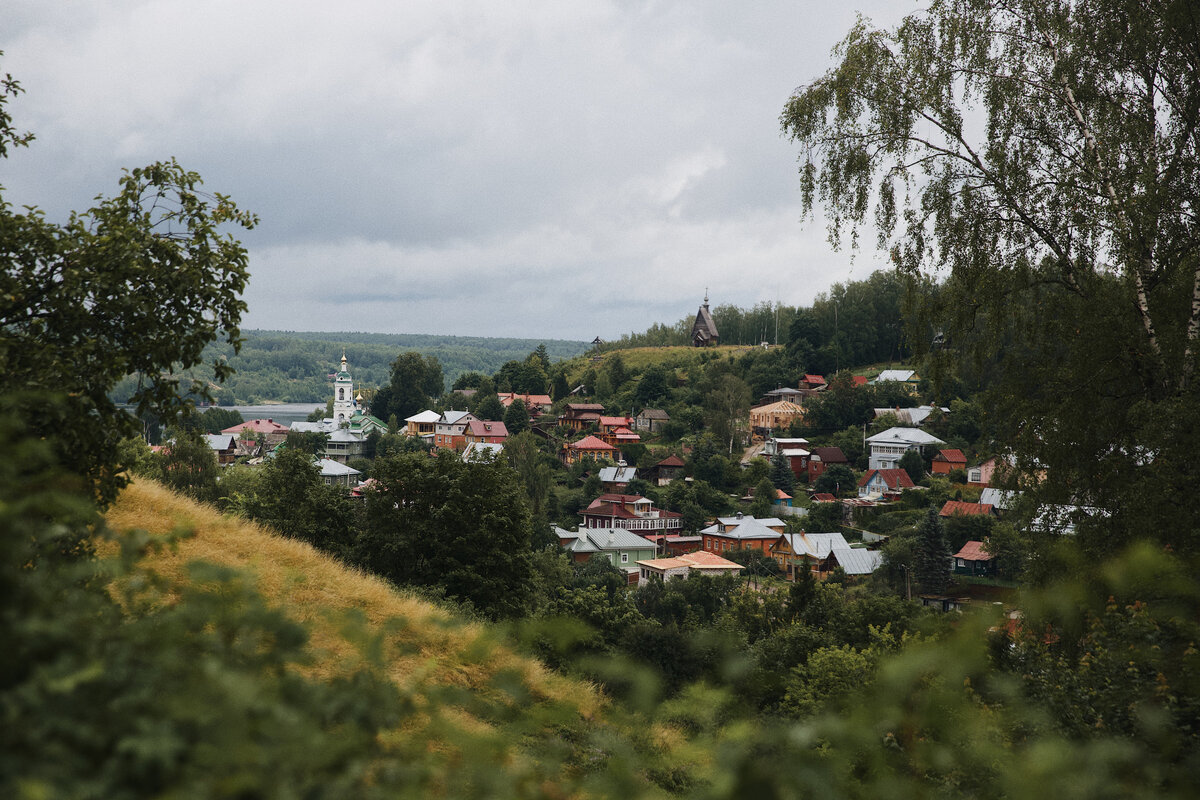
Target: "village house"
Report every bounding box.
[939,500,997,518]
[967,456,1007,486]
[579,493,683,535]
[800,374,827,392]
[932,448,968,475]
[554,526,658,582]
[865,427,946,470]
[223,418,290,447]
[498,392,553,417]
[700,513,786,555]
[462,419,508,446]
[771,531,882,580]
[872,369,920,391]
[203,434,237,465]
[749,401,805,438]
[317,458,361,488]
[562,434,619,465]
[759,386,805,406]
[806,446,849,483]
[597,416,641,449]
[462,441,504,462]
[874,405,948,426]
[645,454,685,486]
[558,403,605,432]
[323,427,369,464]
[634,408,670,433]
[635,551,743,584]
[597,464,637,493]
[763,437,811,478]
[404,410,441,439]
[858,468,916,500]
[952,540,996,576]
[435,410,476,449]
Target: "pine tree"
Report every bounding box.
[915,507,950,595]
[769,453,796,494]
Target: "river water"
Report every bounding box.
[221,403,326,425]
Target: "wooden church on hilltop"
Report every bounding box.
[691,292,719,347]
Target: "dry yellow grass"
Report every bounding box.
[102,480,605,722]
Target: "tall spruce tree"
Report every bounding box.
[915,507,951,595]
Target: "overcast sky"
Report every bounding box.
[4,1,915,341]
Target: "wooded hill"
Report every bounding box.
[110,330,590,406]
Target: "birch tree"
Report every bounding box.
[782,0,1200,553]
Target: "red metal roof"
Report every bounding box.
[465,419,508,438]
[812,493,838,502]
[852,376,869,386]
[940,500,995,517]
[803,374,826,384]
[934,449,968,464]
[655,454,685,468]
[858,469,916,490]
[953,540,993,561]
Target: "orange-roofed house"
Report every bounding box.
[932,448,968,475]
[563,434,618,465]
[952,540,996,576]
[498,392,553,416]
[635,551,743,583]
[852,375,869,387]
[939,500,996,518]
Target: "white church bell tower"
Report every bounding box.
[333,350,354,425]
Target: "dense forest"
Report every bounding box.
[601,270,915,371]
[108,330,590,405]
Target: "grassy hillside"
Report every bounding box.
[101,481,641,794]
[104,480,599,705]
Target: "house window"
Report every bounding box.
[621,553,628,563]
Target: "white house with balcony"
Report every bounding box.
[865,427,946,470]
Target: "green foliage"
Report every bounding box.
[503,397,529,434]
[285,429,327,456]
[724,547,783,581]
[1,102,255,504]
[813,463,856,496]
[915,507,951,595]
[898,448,924,484]
[237,447,356,558]
[781,0,1200,557]
[782,644,874,718]
[372,352,443,422]
[157,427,220,502]
[474,392,504,422]
[768,452,796,494]
[750,477,777,519]
[806,501,844,533]
[504,430,552,518]
[357,452,535,619]
[180,406,244,434]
